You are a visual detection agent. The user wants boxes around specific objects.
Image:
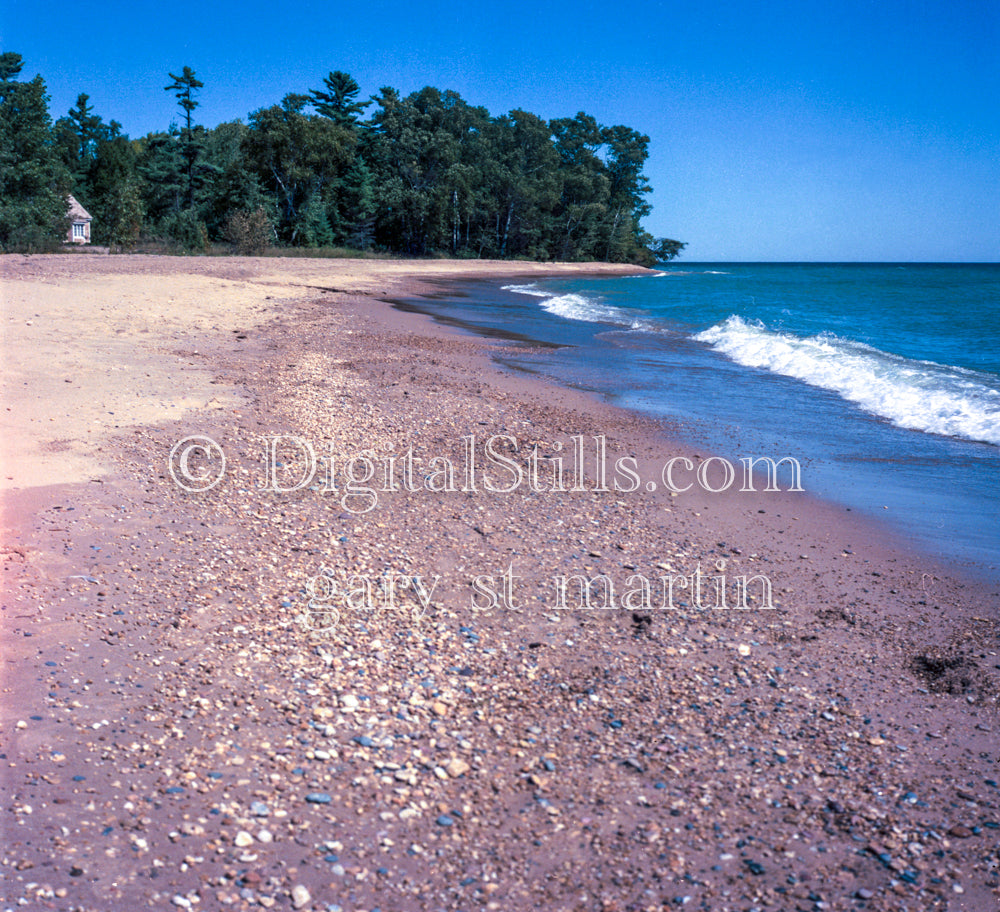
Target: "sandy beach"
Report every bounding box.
[1,254,998,911]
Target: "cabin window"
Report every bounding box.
[72,223,86,239]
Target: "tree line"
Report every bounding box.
[0,53,685,263]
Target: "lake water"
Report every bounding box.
[406,263,1000,582]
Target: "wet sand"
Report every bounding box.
[1,254,998,911]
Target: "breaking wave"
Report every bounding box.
[694,316,1000,446]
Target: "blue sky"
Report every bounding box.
[5,0,998,260]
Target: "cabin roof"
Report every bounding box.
[67,194,92,222]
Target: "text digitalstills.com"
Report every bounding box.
[169,433,804,510]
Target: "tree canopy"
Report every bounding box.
[0,53,70,250]
[0,54,686,261]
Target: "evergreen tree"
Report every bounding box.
[310,71,369,127]
[69,93,102,160]
[202,120,270,238]
[0,53,71,250]
[164,65,204,208]
[336,153,376,248]
[54,94,123,213]
[309,71,376,247]
[649,238,687,261]
[137,128,185,224]
[89,135,144,248]
[54,93,102,182]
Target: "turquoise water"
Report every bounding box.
[409,264,1000,580]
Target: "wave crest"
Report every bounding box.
[501,283,550,298]
[504,284,653,331]
[694,316,1000,446]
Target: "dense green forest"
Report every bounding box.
[0,53,684,263]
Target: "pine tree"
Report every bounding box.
[0,53,71,250]
[68,93,102,162]
[137,128,185,224]
[89,135,144,248]
[165,66,204,208]
[310,71,369,127]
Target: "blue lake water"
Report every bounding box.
[408,263,1000,582]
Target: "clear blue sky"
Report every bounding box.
[5,0,998,261]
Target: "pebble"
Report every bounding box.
[11,266,998,912]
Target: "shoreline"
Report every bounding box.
[2,254,998,911]
[388,276,1000,590]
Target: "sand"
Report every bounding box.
[1,254,998,911]
[1,255,637,491]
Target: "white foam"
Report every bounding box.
[541,292,621,322]
[694,316,1000,446]
[504,283,654,331]
[501,283,550,297]
[539,293,656,332]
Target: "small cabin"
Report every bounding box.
[67,194,93,244]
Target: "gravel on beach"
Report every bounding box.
[1,255,998,912]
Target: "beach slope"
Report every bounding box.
[1,255,997,911]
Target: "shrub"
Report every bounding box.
[224,207,273,256]
[163,210,209,253]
